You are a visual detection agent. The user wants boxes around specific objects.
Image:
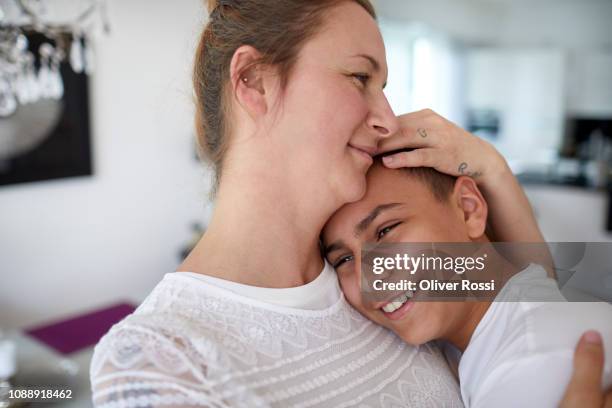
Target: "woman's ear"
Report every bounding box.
[229,45,269,118]
[451,176,488,240]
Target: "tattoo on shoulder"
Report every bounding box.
[458,162,482,178]
[417,128,428,138]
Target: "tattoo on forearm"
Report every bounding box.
[417,128,427,138]
[458,162,482,178]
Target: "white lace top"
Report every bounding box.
[177,260,341,310]
[90,267,462,407]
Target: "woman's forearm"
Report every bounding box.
[478,157,555,274]
[479,158,545,243]
[378,110,551,270]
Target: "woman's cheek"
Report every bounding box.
[343,92,370,129]
[328,86,369,136]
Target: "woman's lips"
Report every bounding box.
[349,144,375,164]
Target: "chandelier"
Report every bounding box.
[0,0,109,117]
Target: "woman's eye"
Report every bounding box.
[377,222,401,241]
[333,254,354,269]
[351,73,370,86]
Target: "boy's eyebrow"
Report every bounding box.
[354,203,404,237]
[324,240,347,257]
[323,203,404,258]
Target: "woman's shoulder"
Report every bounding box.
[88,274,250,407]
[89,275,229,394]
[90,273,234,370]
[89,317,264,407]
[89,305,227,381]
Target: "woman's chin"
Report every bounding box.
[341,175,367,204]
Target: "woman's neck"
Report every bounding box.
[178,161,341,288]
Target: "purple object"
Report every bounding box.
[25,302,136,355]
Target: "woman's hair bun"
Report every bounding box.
[206,0,219,14]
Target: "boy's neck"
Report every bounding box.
[445,301,491,351]
[443,238,519,351]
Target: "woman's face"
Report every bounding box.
[269,2,399,204]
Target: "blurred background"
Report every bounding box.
[378,0,612,241]
[0,0,611,406]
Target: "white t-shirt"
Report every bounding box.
[459,264,612,408]
[90,262,463,407]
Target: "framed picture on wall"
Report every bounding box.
[0,32,93,187]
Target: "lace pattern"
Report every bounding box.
[91,273,463,407]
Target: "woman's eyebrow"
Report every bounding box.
[350,54,387,88]
[351,53,381,72]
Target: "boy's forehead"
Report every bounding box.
[365,164,412,197]
[361,166,434,215]
[325,168,412,232]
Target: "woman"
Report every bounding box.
[90,0,553,406]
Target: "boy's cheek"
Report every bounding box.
[397,218,462,243]
[339,275,362,306]
[402,305,445,345]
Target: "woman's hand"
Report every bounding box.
[378,109,507,183]
[378,108,547,250]
[560,330,612,408]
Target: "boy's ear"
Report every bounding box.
[229,45,270,118]
[451,176,488,240]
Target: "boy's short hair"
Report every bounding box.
[372,151,456,202]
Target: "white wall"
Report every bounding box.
[0,0,212,329]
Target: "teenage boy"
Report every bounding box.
[322,157,612,407]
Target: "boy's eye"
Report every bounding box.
[333,254,354,269]
[351,73,370,86]
[377,222,401,241]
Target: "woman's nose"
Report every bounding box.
[367,92,400,138]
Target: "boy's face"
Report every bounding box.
[322,164,478,345]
